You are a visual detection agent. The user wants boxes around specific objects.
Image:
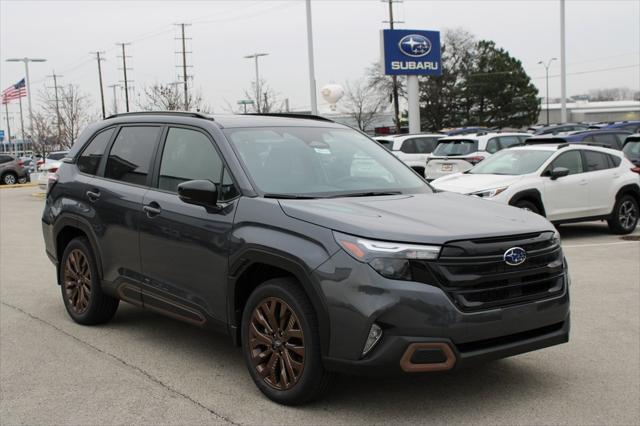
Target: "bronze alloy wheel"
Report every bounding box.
[249,297,305,391]
[63,249,92,315]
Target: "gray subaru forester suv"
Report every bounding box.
[42,112,570,405]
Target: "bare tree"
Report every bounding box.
[31,111,56,157]
[137,83,211,112]
[40,84,92,149]
[340,78,387,131]
[242,79,283,113]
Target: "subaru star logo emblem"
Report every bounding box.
[503,247,526,266]
[398,34,432,57]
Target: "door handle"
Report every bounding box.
[143,202,161,217]
[86,189,100,202]
[579,180,588,185]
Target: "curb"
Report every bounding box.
[0,183,39,189]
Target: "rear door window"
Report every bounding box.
[498,136,522,149]
[104,126,162,185]
[412,137,439,153]
[400,139,417,154]
[486,138,500,154]
[583,150,612,172]
[590,133,619,149]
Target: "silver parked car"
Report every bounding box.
[0,154,29,185]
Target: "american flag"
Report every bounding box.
[1,78,27,104]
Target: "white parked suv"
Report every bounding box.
[374,134,443,175]
[424,132,530,181]
[431,143,640,234]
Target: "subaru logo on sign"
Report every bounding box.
[503,247,526,266]
[398,34,432,57]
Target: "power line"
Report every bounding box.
[531,63,640,79]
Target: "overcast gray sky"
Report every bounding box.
[1,0,639,118]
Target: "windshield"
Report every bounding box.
[469,149,554,175]
[432,140,477,156]
[225,127,430,197]
[623,140,640,157]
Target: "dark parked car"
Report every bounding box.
[623,134,640,167]
[525,129,632,150]
[532,123,589,135]
[0,154,29,184]
[591,121,640,133]
[441,126,490,136]
[42,112,570,405]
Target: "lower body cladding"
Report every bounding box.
[315,250,570,376]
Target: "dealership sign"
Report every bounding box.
[381,29,442,76]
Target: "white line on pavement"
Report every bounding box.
[563,240,640,248]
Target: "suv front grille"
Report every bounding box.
[415,232,565,312]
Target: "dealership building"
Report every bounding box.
[539,100,640,124]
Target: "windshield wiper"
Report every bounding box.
[263,193,318,199]
[328,191,401,198]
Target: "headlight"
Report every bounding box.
[469,186,508,198]
[333,231,440,280]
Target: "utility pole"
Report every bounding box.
[91,51,106,118]
[305,0,318,115]
[5,57,47,140]
[560,0,567,122]
[244,53,269,113]
[117,43,132,112]
[47,71,63,146]
[538,58,557,125]
[175,23,192,110]
[108,84,121,114]
[384,0,403,133]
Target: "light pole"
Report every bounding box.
[244,53,268,113]
[538,58,557,125]
[305,0,318,115]
[5,57,46,139]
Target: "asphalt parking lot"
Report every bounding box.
[1,186,638,425]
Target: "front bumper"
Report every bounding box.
[315,250,570,376]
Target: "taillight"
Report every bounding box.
[46,172,59,194]
[631,166,640,174]
[17,160,24,167]
[48,167,58,173]
[37,159,44,165]
[466,156,485,165]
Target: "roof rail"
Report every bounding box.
[245,113,334,122]
[556,142,610,149]
[105,111,214,120]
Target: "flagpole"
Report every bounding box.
[4,102,11,142]
[18,96,25,140]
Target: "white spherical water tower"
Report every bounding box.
[320,84,345,112]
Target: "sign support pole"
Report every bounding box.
[407,75,420,133]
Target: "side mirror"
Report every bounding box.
[178,180,219,210]
[549,167,570,180]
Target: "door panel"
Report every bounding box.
[583,150,616,215]
[542,150,588,220]
[139,126,237,322]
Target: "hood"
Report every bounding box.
[432,173,523,194]
[279,192,553,245]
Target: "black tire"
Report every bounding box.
[1,172,17,185]
[514,200,541,215]
[59,237,119,325]
[607,195,639,234]
[241,277,333,405]
[17,176,28,184]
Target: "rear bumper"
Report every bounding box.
[324,317,570,376]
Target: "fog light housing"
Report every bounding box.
[362,323,383,356]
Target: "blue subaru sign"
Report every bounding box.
[381,29,442,76]
[0,130,4,142]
